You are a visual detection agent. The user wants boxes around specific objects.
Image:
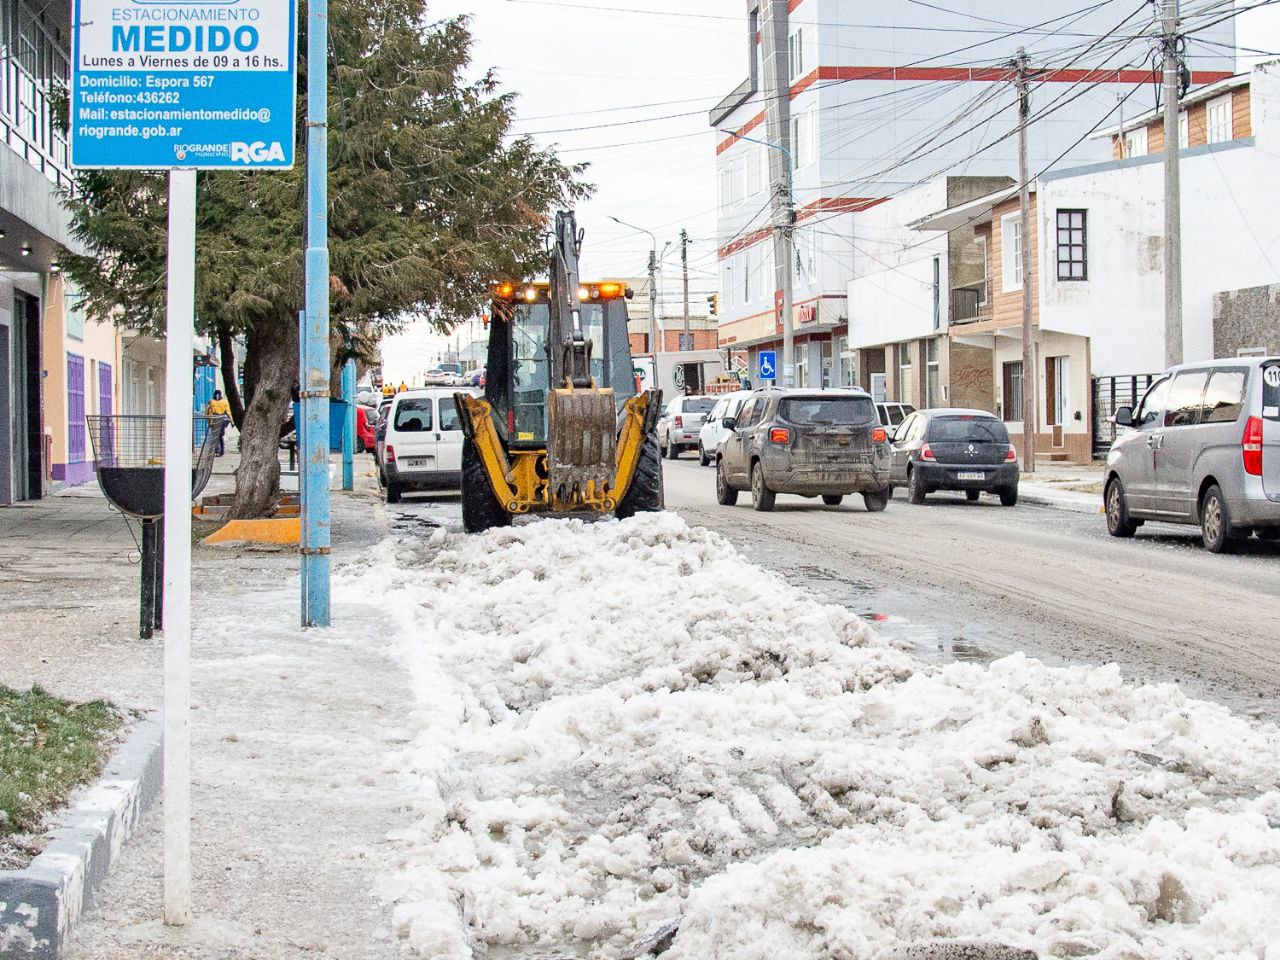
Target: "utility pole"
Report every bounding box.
[648,248,659,355]
[680,228,691,350]
[1015,47,1037,475]
[300,0,331,627]
[1162,0,1183,366]
[759,0,796,387]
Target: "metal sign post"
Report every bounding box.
[71,0,298,926]
[341,358,355,492]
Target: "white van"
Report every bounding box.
[383,387,479,503]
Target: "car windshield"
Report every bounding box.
[927,415,1009,443]
[683,398,716,415]
[393,398,433,432]
[780,396,876,425]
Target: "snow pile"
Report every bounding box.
[336,514,1280,960]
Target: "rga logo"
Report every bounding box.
[230,141,285,164]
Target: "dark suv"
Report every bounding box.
[714,389,892,512]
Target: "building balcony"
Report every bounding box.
[1,0,74,192]
[950,283,991,325]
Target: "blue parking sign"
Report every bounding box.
[70,0,298,170]
[758,351,777,381]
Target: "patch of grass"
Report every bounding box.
[0,686,123,838]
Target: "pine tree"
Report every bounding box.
[61,4,588,518]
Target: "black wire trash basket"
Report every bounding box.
[85,415,227,639]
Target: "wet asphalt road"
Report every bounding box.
[383,458,1280,722]
[660,455,1280,722]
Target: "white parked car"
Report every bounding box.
[382,387,479,504]
[697,390,753,466]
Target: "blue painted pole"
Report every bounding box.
[341,358,355,491]
[300,0,330,628]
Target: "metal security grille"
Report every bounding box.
[67,353,85,464]
[1092,374,1158,458]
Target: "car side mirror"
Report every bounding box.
[1113,406,1134,428]
[722,416,737,431]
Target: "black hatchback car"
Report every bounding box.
[888,409,1020,506]
[715,389,892,512]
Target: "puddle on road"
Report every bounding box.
[859,611,998,665]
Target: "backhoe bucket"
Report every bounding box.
[547,387,617,507]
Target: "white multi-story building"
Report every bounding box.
[708,0,1235,389]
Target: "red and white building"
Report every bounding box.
[708,0,1236,389]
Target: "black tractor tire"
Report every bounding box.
[822,494,844,506]
[1200,484,1238,554]
[1105,477,1138,538]
[966,490,981,502]
[461,439,513,534]
[907,466,927,505]
[715,459,739,506]
[751,462,776,512]
[616,432,665,520]
[698,443,711,467]
[385,481,402,505]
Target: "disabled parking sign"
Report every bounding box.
[70,0,297,169]
[758,350,777,382]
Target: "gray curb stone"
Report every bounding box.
[0,717,163,959]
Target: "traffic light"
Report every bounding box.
[707,294,719,317]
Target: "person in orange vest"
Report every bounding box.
[397,381,408,393]
[204,390,231,455]
[382,383,394,397]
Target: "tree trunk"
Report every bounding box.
[230,317,298,519]
[215,320,246,430]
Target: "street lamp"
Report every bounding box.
[608,215,661,357]
[727,132,795,387]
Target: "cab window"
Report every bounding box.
[710,399,728,421]
[439,396,463,432]
[1135,377,1170,429]
[737,399,758,428]
[393,398,433,432]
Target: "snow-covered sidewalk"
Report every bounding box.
[337,514,1280,960]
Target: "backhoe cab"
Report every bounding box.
[454,211,664,533]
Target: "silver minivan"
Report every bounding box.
[1105,357,1280,552]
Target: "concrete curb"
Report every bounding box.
[0,717,163,959]
[1018,484,1105,517]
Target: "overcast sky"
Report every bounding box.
[382,1,1280,381]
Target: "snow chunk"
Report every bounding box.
[337,514,1280,959]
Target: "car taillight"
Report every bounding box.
[1005,444,1018,462]
[1243,416,1264,476]
[921,443,936,461]
[872,427,887,443]
[675,416,684,429]
[385,445,396,462]
[769,427,790,444]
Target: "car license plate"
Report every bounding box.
[402,458,430,469]
[957,471,986,481]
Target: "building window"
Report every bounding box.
[1056,209,1087,281]
[897,342,913,404]
[1207,94,1232,144]
[1179,110,1190,149]
[719,160,742,207]
[66,284,86,341]
[723,260,735,309]
[1002,361,1024,422]
[926,339,941,408]
[1001,213,1023,291]
[743,245,754,302]
[746,144,764,196]
[792,104,817,169]
[789,28,804,80]
[1123,126,1148,158]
